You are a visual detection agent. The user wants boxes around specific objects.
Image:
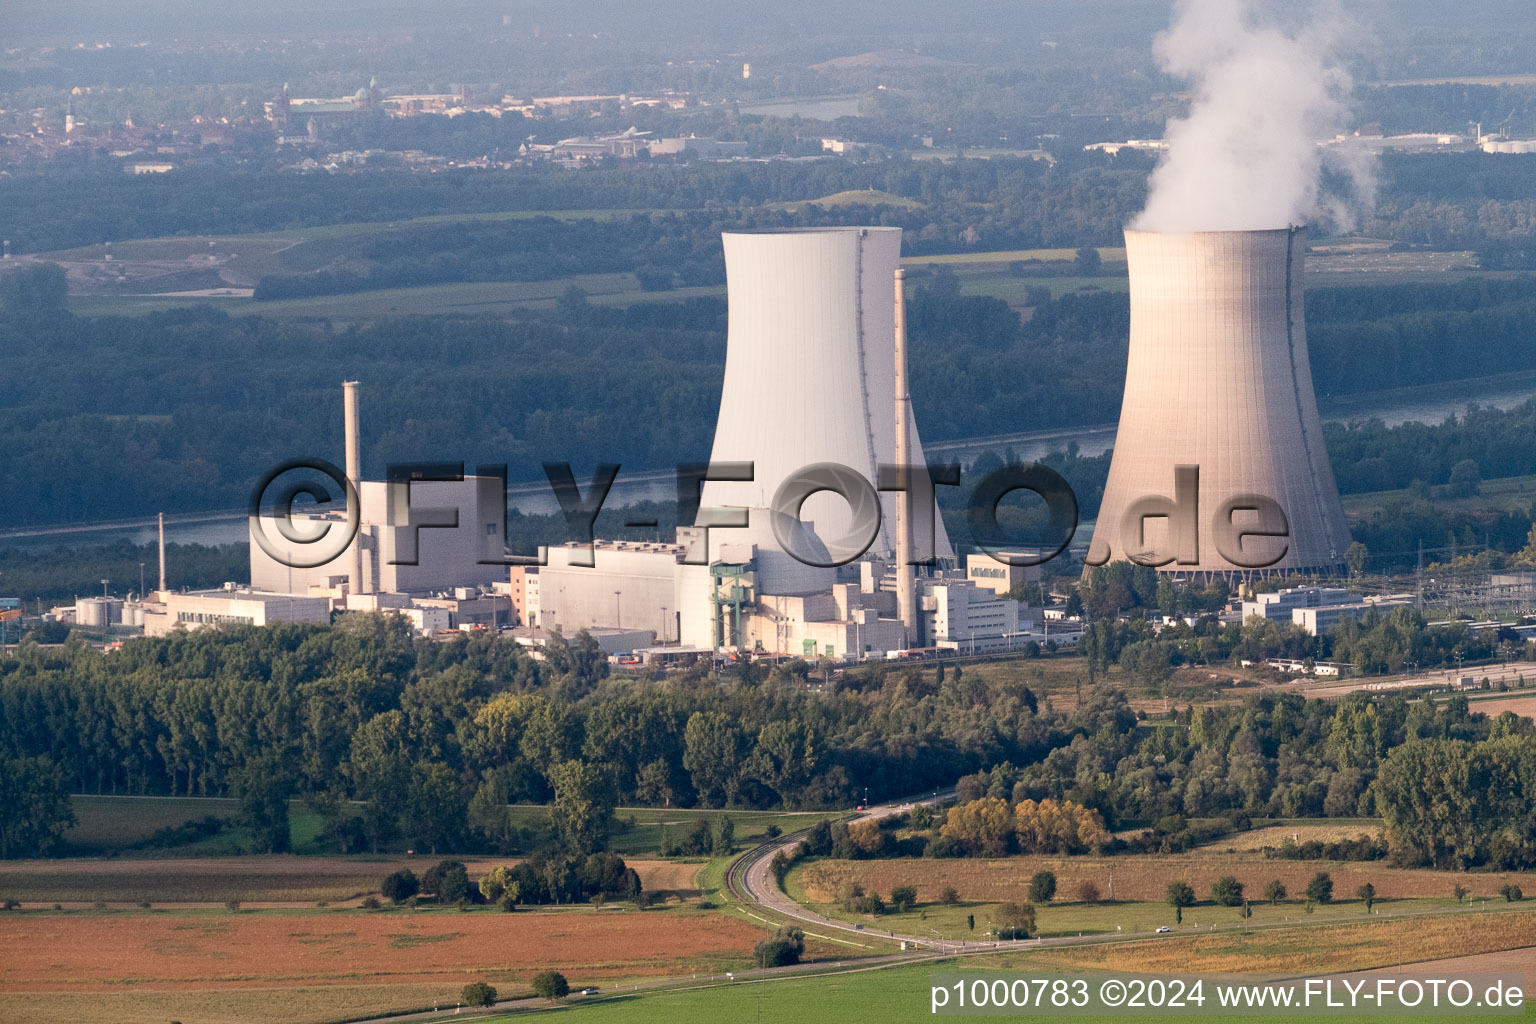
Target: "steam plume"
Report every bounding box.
[1133,0,1373,233]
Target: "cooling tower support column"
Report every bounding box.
[893,268,917,646]
[343,380,366,595]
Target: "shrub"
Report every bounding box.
[1453,884,1470,903]
[381,869,419,904]
[461,981,497,1007]
[765,824,782,838]
[1499,884,1523,902]
[532,970,569,1000]
[1075,881,1101,904]
[939,886,961,906]
[361,896,382,910]
[994,901,1035,940]
[1211,876,1244,907]
[498,894,518,912]
[753,925,806,967]
[890,885,918,912]
[224,899,240,913]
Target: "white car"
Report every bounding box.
[579,987,599,995]
[1155,926,1172,934]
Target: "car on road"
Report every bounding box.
[579,987,599,995]
[1155,926,1171,934]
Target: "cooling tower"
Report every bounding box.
[1087,227,1350,576]
[700,227,952,593]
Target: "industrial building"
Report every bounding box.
[1087,227,1353,578]
[142,587,332,636]
[528,228,1027,661]
[1241,586,1362,623]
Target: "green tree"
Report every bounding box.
[381,869,419,904]
[0,262,67,314]
[1264,880,1287,905]
[1499,884,1523,902]
[532,970,569,1000]
[350,711,412,852]
[0,756,75,859]
[405,760,468,855]
[1167,881,1196,923]
[1074,246,1102,276]
[1356,882,1376,912]
[682,711,746,806]
[461,981,497,1007]
[890,885,918,912]
[1028,870,1058,904]
[712,816,736,855]
[753,925,806,967]
[1346,541,1369,576]
[994,901,1036,939]
[548,759,617,856]
[1211,875,1244,907]
[1448,459,1481,498]
[234,754,292,854]
[1305,872,1334,904]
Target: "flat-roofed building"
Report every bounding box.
[144,587,331,636]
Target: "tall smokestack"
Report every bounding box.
[157,512,166,594]
[343,381,365,595]
[892,268,916,646]
[1087,227,1350,576]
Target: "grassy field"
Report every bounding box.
[1342,471,1536,519]
[482,927,1536,1019]
[59,793,839,860]
[766,189,924,212]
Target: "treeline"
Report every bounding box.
[1075,566,1502,676]
[1014,686,1536,869]
[0,615,1066,856]
[0,541,247,605]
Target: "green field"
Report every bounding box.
[59,793,842,860]
[484,958,1536,1023]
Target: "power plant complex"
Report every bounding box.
[74,223,1360,658]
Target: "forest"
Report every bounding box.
[0,614,1058,857]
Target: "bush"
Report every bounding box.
[532,970,569,1000]
[890,885,918,912]
[994,901,1035,940]
[1499,884,1523,902]
[753,925,806,967]
[224,899,241,913]
[1211,875,1244,907]
[1028,871,1057,904]
[361,896,382,910]
[461,981,497,1007]
[381,869,419,904]
[939,886,961,906]
[1075,881,1101,904]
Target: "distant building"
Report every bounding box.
[965,551,1042,595]
[1292,600,1411,636]
[1242,587,1360,623]
[143,587,331,636]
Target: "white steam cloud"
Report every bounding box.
[1133,0,1375,233]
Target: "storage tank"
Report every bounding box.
[1087,227,1351,576]
[700,227,952,593]
[74,597,123,628]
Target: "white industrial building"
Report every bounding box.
[533,540,686,642]
[143,587,332,636]
[1241,586,1361,623]
[250,476,506,597]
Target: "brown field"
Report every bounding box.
[1462,695,1536,722]
[1190,824,1386,854]
[0,908,761,993]
[0,855,700,905]
[798,856,1531,905]
[1021,912,1536,975]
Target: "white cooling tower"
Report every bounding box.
[700,227,952,593]
[1087,226,1351,576]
